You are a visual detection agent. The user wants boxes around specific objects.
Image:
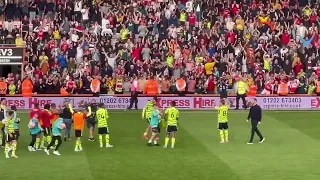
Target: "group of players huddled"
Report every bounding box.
[142,97,180,148]
[0,98,112,158]
[0,96,181,159]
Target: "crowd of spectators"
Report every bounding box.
[0,0,320,95]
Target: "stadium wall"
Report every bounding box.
[1,94,320,110]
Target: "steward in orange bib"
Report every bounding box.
[68,103,92,151]
[247,84,258,97]
[90,78,101,94]
[144,76,158,96]
[316,79,320,96]
[60,86,69,96]
[278,81,288,96]
[176,78,186,96]
[0,78,7,95]
[22,77,33,97]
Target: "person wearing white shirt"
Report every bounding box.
[101,24,113,36]
[74,0,83,21]
[81,5,89,28]
[76,44,83,63]
[296,25,308,39]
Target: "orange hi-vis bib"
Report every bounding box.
[73,112,85,130]
[60,88,69,96]
[279,83,288,96]
[176,78,186,91]
[0,82,7,94]
[90,79,101,93]
[247,85,257,97]
[22,79,33,97]
[317,82,320,93]
[144,79,158,95]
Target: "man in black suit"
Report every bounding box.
[246,98,265,144]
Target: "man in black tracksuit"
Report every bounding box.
[247,99,265,144]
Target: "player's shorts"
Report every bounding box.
[166,125,178,133]
[14,129,20,139]
[43,127,51,136]
[98,127,109,134]
[151,127,159,133]
[6,133,16,142]
[218,122,229,130]
[75,130,82,138]
[157,126,161,133]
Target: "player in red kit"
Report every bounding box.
[40,104,55,149]
[30,103,42,120]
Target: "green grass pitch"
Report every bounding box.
[1,110,320,180]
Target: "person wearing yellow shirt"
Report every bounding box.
[39,51,49,63]
[302,5,312,17]
[120,25,129,41]
[53,29,61,40]
[235,16,244,31]
[15,34,24,47]
[234,78,248,110]
[195,54,203,65]
[258,15,269,24]
[204,61,215,75]
[263,54,271,72]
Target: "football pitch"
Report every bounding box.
[1,110,320,180]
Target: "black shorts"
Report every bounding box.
[98,127,109,134]
[14,129,20,138]
[166,126,178,133]
[43,127,51,136]
[218,122,229,130]
[151,127,159,133]
[6,133,16,142]
[75,130,82,138]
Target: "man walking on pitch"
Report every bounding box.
[247,99,265,144]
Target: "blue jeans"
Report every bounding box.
[63,119,72,138]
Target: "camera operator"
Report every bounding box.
[85,100,98,141]
[218,78,228,99]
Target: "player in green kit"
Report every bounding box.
[215,98,230,143]
[142,97,157,139]
[164,101,179,149]
[3,111,18,158]
[96,103,113,148]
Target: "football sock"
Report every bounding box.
[164,137,169,147]
[105,134,110,145]
[153,140,157,144]
[75,140,79,150]
[99,134,103,146]
[171,138,176,147]
[224,130,229,141]
[41,137,46,147]
[36,138,40,148]
[12,143,17,156]
[46,136,52,144]
[79,140,82,149]
[4,143,9,154]
[219,130,225,142]
[143,132,147,136]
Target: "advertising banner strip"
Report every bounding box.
[2,96,319,110]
